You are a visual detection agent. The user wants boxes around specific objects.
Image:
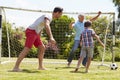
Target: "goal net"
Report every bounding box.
[0,6,115,65]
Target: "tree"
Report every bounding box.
[2,21,24,57]
[43,15,74,59]
[112,0,120,18]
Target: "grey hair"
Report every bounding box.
[78,13,85,17]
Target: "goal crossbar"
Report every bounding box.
[0,6,115,15]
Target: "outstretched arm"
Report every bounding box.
[69,21,75,29]
[44,18,56,44]
[90,11,101,22]
[94,34,104,47]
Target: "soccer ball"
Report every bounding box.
[110,63,118,70]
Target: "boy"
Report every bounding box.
[74,21,104,73]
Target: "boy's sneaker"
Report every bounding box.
[85,70,88,73]
[74,68,79,72]
[67,62,71,67]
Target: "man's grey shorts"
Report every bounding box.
[80,46,94,58]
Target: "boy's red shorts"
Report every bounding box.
[25,28,42,48]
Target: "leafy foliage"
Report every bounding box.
[1,15,120,61]
[2,22,24,57]
[112,0,120,18]
[43,15,74,59]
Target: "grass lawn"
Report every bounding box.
[0,58,120,80]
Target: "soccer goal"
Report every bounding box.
[0,6,116,66]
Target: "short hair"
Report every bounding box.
[78,13,85,17]
[53,7,63,13]
[84,21,92,27]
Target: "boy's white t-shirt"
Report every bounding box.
[28,14,52,34]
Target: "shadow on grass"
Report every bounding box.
[55,66,75,69]
[55,66,85,70]
[8,69,42,73]
[70,70,87,74]
[22,69,41,73]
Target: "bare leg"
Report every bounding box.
[12,47,30,71]
[37,44,46,70]
[74,57,83,72]
[85,57,91,73]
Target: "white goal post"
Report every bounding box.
[0,6,116,65]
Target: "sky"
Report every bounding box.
[0,0,118,28]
